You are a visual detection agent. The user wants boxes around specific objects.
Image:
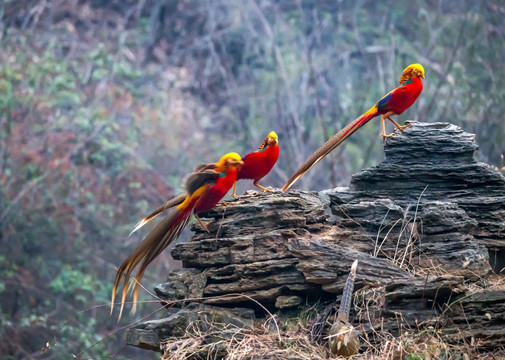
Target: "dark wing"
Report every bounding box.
[129,193,187,236]
[194,163,217,172]
[185,169,220,195]
[376,91,393,113]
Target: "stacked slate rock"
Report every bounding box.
[127,122,505,353]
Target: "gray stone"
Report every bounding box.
[275,295,303,309]
[126,303,255,352]
[127,122,505,355]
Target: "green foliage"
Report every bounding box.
[49,265,93,303]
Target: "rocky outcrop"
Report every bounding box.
[127,303,255,352]
[126,122,505,355]
[329,122,505,274]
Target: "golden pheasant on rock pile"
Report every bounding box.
[232,131,279,197]
[111,152,243,318]
[282,63,425,191]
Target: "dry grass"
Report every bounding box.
[159,307,505,360]
[356,328,505,360]
[161,316,329,360]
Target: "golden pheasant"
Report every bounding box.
[111,152,243,318]
[232,131,279,197]
[282,63,425,191]
[130,132,279,227]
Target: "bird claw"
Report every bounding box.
[381,133,395,138]
[221,200,235,206]
[381,132,395,143]
[397,123,412,131]
[195,215,210,233]
[254,183,273,193]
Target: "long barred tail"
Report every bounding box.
[111,200,194,319]
[337,259,359,323]
[281,107,378,191]
[129,193,187,236]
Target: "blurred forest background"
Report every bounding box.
[1,0,504,359]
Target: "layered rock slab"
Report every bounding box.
[126,122,505,354]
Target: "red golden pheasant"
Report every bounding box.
[282,63,425,191]
[111,152,243,318]
[232,131,279,197]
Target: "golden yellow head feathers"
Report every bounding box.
[399,63,425,84]
[258,131,279,151]
[214,152,244,172]
[267,131,278,140]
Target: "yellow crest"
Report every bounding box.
[217,152,242,165]
[215,152,243,172]
[258,131,278,151]
[400,63,425,84]
[267,131,278,139]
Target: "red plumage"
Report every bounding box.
[282,63,425,191]
[342,74,424,140]
[231,131,279,196]
[237,144,279,182]
[377,76,424,115]
[195,166,240,212]
[111,152,243,318]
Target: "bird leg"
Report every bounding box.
[195,214,210,233]
[380,112,412,140]
[231,181,239,199]
[253,180,273,193]
[387,116,412,131]
[380,114,396,140]
[221,182,239,205]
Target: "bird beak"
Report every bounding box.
[421,73,425,79]
[268,137,278,145]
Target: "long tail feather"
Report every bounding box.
[111,203,193,319]
[337,259,359,323]
[129,213,191,314]
[129,194,187,236]
[282,107,378,191]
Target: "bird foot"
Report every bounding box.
[254,183,273,193]
[380,132,395,143]
[381,132,395,138]
[195,215,210,233]
[396,123,412,131]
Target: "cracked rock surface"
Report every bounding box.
[126,122,505,353]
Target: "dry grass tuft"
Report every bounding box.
[159,306,505,360]
[161,315,330,360]
[358,327,505,360]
